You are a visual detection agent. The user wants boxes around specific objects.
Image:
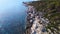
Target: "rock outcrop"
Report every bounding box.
[25,5,49,34]
[23,1,60,34]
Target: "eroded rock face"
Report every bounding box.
[26,5,49,34]
[26,5,35,34]
[31,16,43,34]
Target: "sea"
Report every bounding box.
[0,0,32,34]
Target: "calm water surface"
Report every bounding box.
[0,0,32,34]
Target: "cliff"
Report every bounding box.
[23,0,60,34]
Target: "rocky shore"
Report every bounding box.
[25,5,49,34]
[23,1,60,34]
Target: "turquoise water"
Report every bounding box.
[0,0,32,34]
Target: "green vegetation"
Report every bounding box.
[28,0,60,34]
